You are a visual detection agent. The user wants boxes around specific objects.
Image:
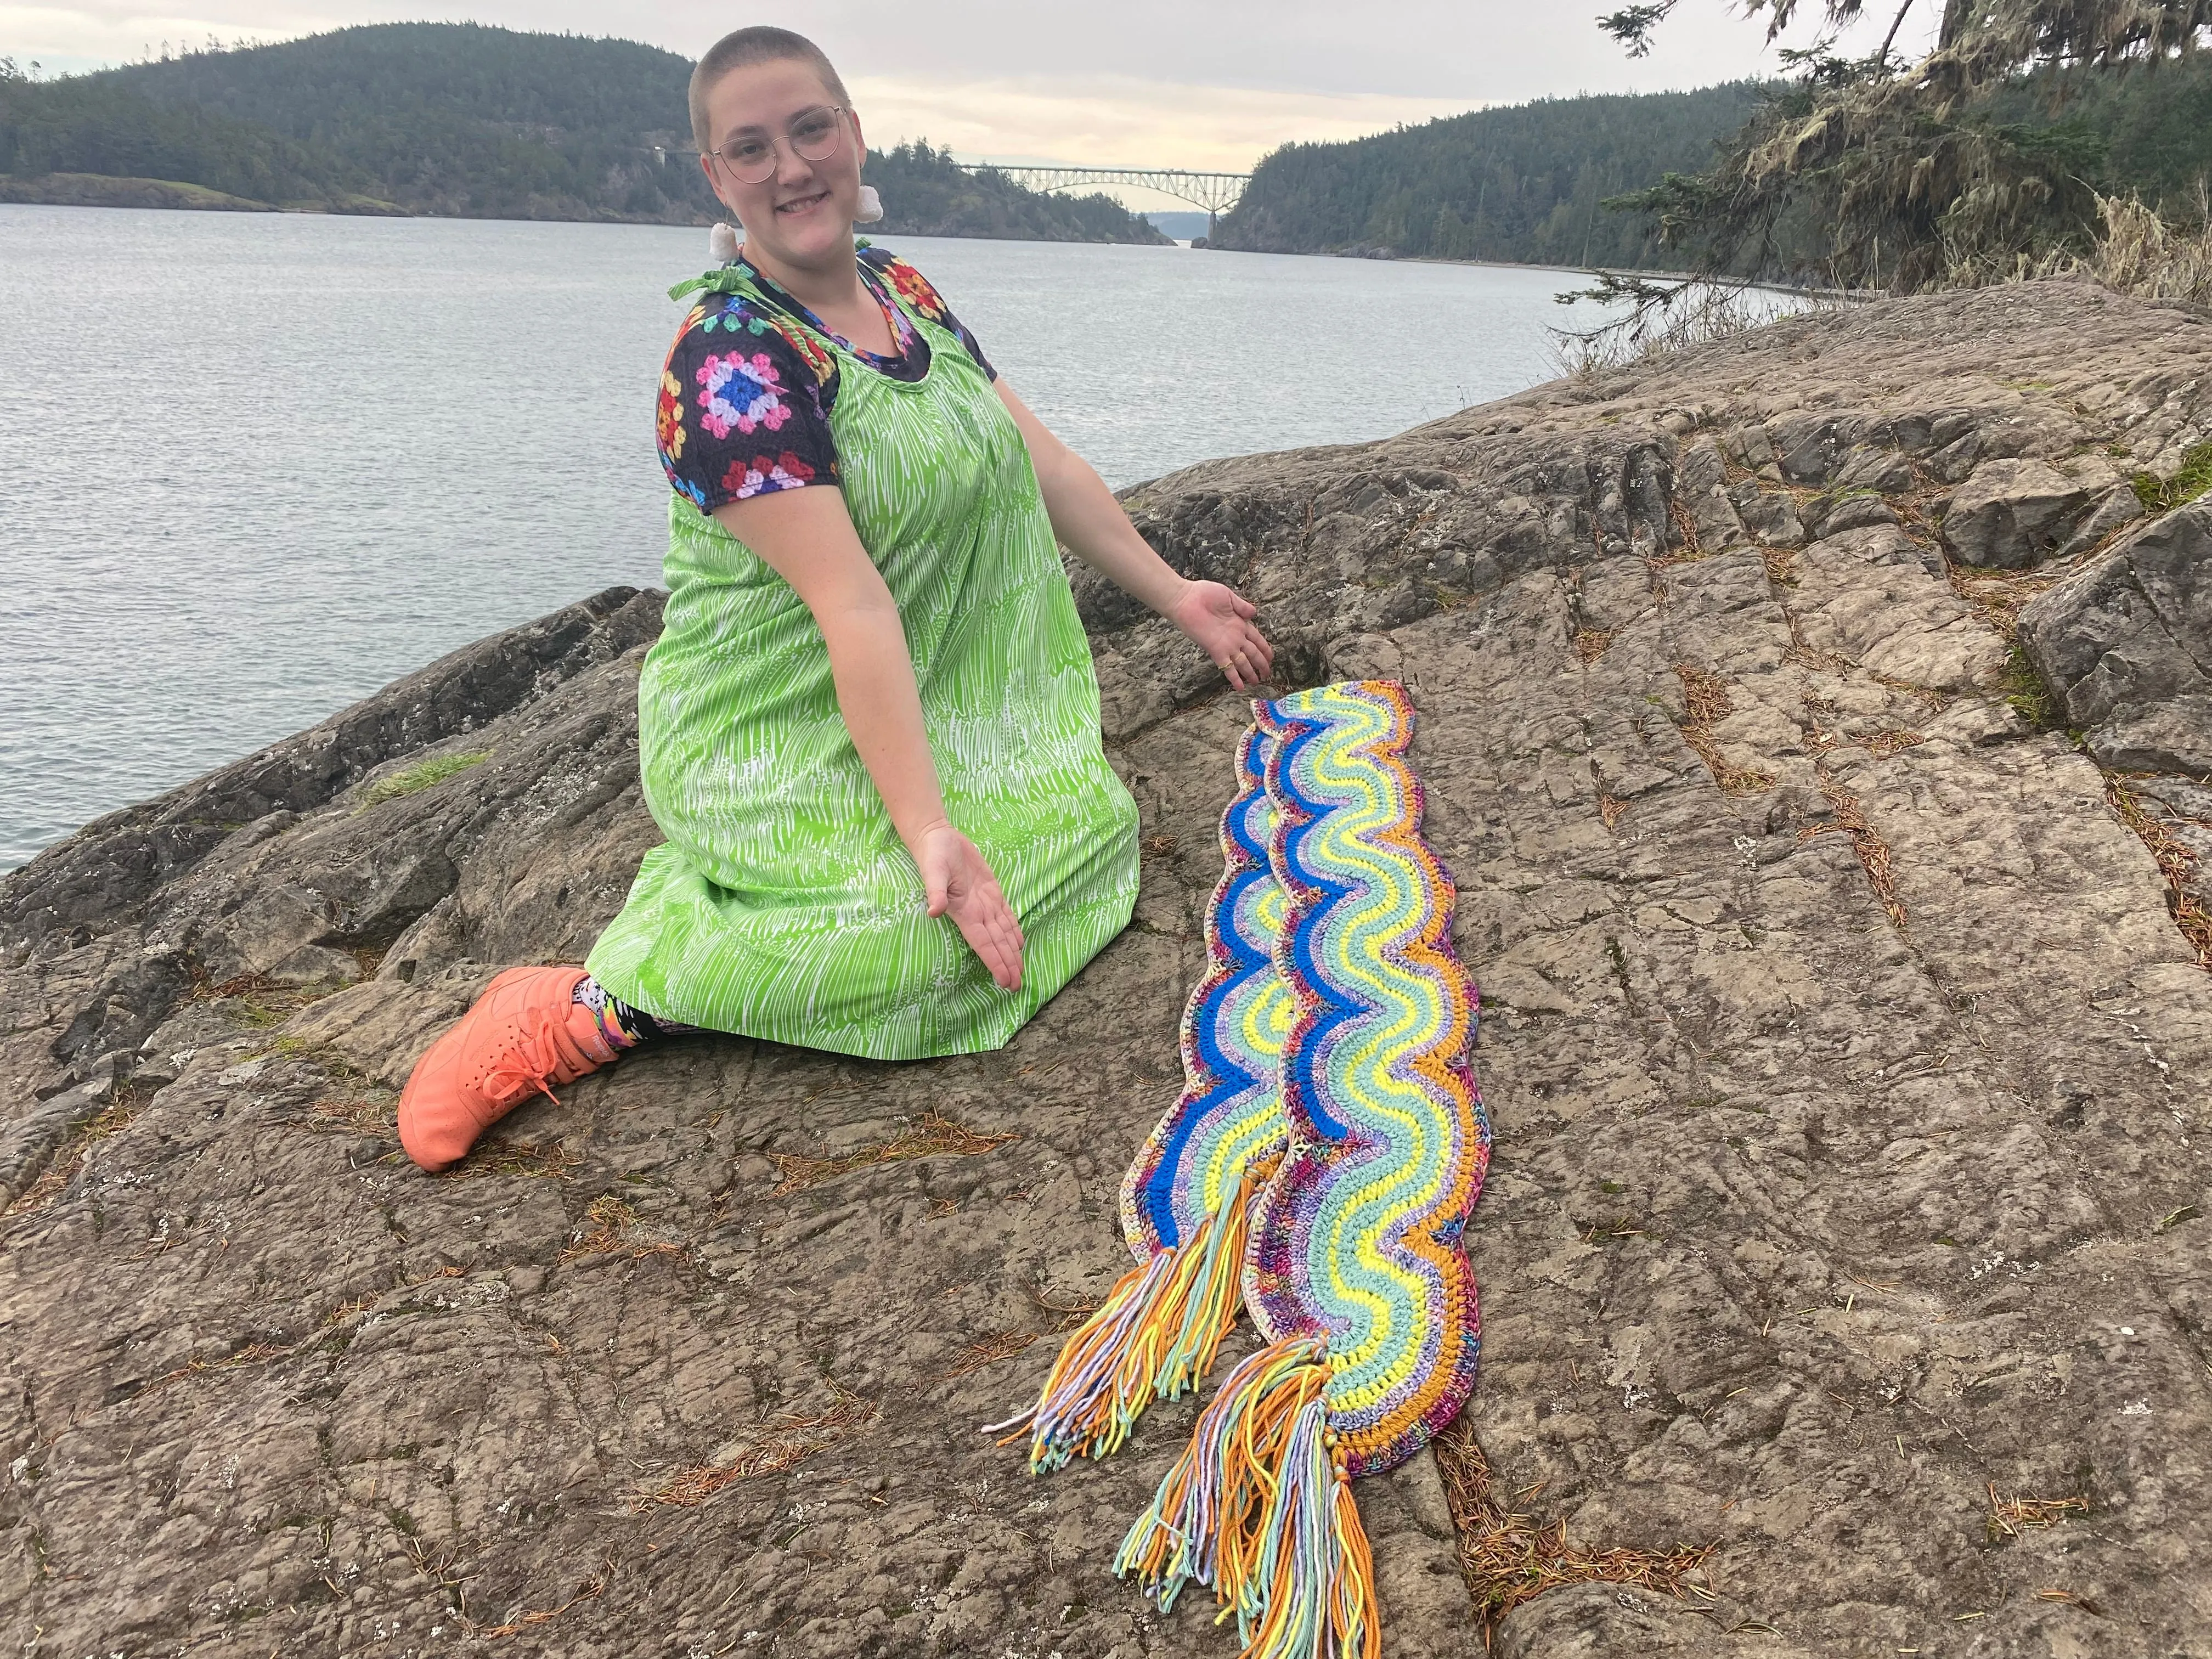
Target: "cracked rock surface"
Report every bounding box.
[4,279,2211,1657]
[2020,499,2212,776]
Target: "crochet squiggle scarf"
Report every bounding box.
[994,679,1489,1659]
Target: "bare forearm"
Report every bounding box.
[1032,445,1190,616]
[820,603,947,850]
[994,380,1189,618]
[707,487,950,857]
[990,377,1272,691]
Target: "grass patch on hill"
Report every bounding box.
[0,172,274,210]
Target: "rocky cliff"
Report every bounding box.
[3,280,2210,1658]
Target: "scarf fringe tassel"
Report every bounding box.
[993,1168,1262,1472]
[1114,1337,1380,1659]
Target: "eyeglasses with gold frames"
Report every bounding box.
[706,105,848,185]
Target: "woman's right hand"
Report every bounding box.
[715,490,1024,991]
[915,822,1025,991]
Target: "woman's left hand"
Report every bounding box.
[1169,580,1274,692]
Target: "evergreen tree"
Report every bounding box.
[1600,0,2212,288]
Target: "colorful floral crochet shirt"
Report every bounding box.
[656,246,997,515]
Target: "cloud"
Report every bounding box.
[10,0,1934,87]
[847,73,1477,174]
[5,0,1944,182]
[2,1,333,64]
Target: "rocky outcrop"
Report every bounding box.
[4,281,2211,1658]
[1938,458,2097,566]
[0,584,667,1181]
[2019,499,2212,774]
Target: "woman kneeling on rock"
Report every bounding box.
[397,26,1272,1171]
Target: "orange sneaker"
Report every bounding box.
[397,965,617,1172]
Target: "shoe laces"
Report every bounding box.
[482,1006,577,1109]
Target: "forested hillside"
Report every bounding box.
[0,62,379,208]
[1211,84,1768,266]
[82,25,713,222]
[1979,55,2212,215]
[0,26,1165,240]
[1214,62,2212,268]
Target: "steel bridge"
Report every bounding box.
[954,163,1250,238]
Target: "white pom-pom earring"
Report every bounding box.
[855,185,884,225]
[708,222,740,263]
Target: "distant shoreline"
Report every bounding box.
[0,175,1169,244]
[0,172,408,215]
[0,182,1817,293]
[1199,241,1706,281]
[0,182,1716,281]
[1197,240,1858,296]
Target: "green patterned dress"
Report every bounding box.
[585,250,1140,1059]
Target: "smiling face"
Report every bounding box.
[696,57,866,276]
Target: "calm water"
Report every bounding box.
[1,207,1607,872]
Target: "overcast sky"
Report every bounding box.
[9,2,1938,173]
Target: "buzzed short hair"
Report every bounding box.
[689,27,851,153]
